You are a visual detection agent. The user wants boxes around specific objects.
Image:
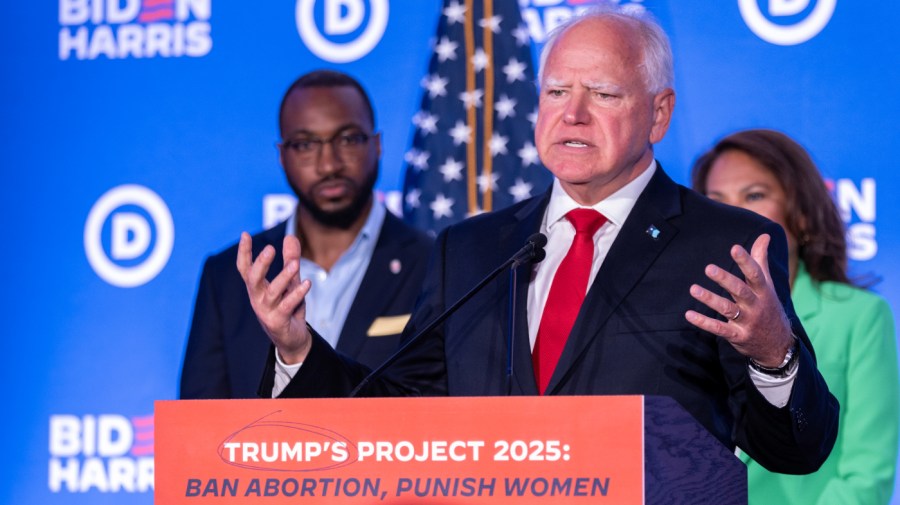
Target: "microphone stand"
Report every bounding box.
[349,234,546,397]
[506,262,518,395]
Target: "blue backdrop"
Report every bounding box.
[2,1,897,503]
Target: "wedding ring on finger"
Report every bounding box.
[730,308,741,321]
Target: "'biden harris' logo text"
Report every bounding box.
[84,184,174,288]
[49,413,154,493]
[59,0,212,60]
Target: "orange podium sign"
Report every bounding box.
[156,396,644,504]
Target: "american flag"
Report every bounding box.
[402,0,552,234]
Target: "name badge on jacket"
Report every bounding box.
[366,314,410,337]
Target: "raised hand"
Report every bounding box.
[236,232,313,364]
[685,234,794,367]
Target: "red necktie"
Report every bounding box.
[533,208,606,394]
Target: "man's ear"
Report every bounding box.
[649,88,675,144]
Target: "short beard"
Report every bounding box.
[294,166,378,230]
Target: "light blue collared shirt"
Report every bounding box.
[285,201,386,349]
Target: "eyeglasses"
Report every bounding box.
[281,131,372,162]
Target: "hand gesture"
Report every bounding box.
[236,232,312,364]
[685,234,794,367]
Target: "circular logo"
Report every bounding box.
[738,0,837,45]
[295,0,389,63]
[84,185,174,288]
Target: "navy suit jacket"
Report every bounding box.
[179,211,434,399]
[280,167,839,475]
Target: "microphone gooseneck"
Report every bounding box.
[349,233,548,397]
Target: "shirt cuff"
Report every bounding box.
[272,348,302,398]
[748,359,799,408]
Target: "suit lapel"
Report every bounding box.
[336,213,418,358]
[545,167,683,394]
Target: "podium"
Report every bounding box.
[156,396,746,504]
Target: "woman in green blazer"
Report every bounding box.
[692,129,899,504]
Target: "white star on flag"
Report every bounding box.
[471,48,490,72]
[502,57,527,83]
[489,132,509,156]
[495,94,517,120]
[430,193,455,219]
[443,0,466,25]
[439,157,464,182]
[478,15,502,33]
[449,120,472,145]
[422,74,449,98]
[518,141,539,166]
[477,171,500,193]
[405,188,422,209]
[434,36,459,62]
[512,24,530,46]
[408,149,430,171]
[413,111,439,135]
[508,178,534,202]
[459,89,484,109]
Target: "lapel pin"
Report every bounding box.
[645,225,661,240]
[390,259,402,274]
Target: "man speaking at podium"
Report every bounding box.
[237,3,838,474]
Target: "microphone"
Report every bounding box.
[349,233,547,397]
[511,232,547,267]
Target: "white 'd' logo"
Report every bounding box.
[738,0,836,45]
[84,185,174,288]
[296,0,389,63]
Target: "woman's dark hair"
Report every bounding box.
[692,129,851,285]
